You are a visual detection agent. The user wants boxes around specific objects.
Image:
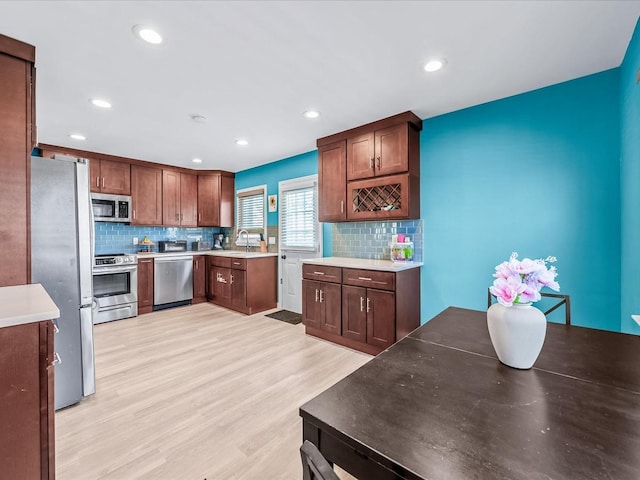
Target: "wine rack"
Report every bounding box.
[347,173,417,220]
[352,183,402,213]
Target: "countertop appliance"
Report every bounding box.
[31,155,96,410]
[158,240,188,253]
[192,241,211,251]
[91,192,131,223]
[154,256,193,309]
[92,253,138,324]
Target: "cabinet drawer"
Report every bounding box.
[209,256,231,268]
[303,264,342,283]
[342,268,395,291]
[229,258,246,270]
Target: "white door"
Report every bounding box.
[279,175,321,313]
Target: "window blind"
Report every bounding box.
[280,184,318,250]
[237,189,265,231]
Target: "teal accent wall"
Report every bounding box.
[420,70,621,331]
[620,18,640,334]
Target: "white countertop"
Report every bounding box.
[0,283,60,329]
[301,256,423,272]
[136,250,278,259]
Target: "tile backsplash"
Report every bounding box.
[331,219,423,262]
[94,223,231,254]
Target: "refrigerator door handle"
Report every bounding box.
[76,159,94,306]
[80,306,96,396]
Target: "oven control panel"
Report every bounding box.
[94,254,137,267]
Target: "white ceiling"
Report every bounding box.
[0,1,638,172]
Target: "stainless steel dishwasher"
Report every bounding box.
[154,255,193,309]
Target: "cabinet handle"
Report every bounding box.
[132,210,136,220]
[313,271,325,275]
[376,156,381,169]
[358,276,372,281]
[230,273,234,285]
[195,261,198,270]
[102,177,105,189]
[366,297,371,313]
[319,289,324,303]
[360,296,364,312]
[370,157,374,169]
[198,213,201,222]
[340,200,344,213]
[52,319,60,333]
[96,176,100,188]
[52,352,62,365]
[315,288,319,302]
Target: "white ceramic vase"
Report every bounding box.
[486,302,547,369]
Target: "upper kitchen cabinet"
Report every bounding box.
[197,173,235,227]
[316,111,422,222]
[89,159,131,195]
[318,141,347,222]
[131,164,162,225]
[0,34,35,286]
[162,170,197,227]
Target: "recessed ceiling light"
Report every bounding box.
[303,110,321,119]
[69,133,86,141]
[192,158,203,164]
[132,25,163,45]
[235,139,249,146]
[424,58,447,72]
[90,98,112,109]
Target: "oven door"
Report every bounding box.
[92,265,138,324]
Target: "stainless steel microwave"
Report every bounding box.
[91,193,131,223]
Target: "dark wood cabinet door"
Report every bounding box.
[89,158,101,193]
[320,282,341,335]
[318,140,347,222]
[342,285,366,342]
[0,320,54,479]
[162,170,180,226]
[131,165,163,225]
[375,123,408,177]
[302,280,322,329]
[231,268,246,310]
[0,48,33,287]
[212,267,231,303]
[100,159,131,195]
[219,174,235,228]
[180,173,198,227]
[347,132,375,181]
[366,289,395,350]
[137,258,154,313]
[197,174,220,226]
[193,256,206,300]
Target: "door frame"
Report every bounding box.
[278,174,322,311]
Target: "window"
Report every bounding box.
[280,181,318,251]
[236,185,266,235]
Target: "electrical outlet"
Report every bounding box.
[133,237,138,245]
[268,236,276,245]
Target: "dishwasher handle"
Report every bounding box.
[154,256,191,263]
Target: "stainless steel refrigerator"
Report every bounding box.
[31,155,96,410]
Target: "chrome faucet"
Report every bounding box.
[239,229,249,252]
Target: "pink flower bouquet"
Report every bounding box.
[489,252,560,306]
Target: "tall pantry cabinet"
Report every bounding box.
[0,34,36,287]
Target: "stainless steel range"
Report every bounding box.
[92,253,138,324]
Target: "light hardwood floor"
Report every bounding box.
[55,303,370,480]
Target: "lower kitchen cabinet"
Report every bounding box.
[302,262,420,355]
[302,279,341,335]
[0,320,55,479]
[192,255,206,303]
[207,255,277,315]
[137,257,154,314]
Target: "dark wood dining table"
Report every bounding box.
[299,307,640,479]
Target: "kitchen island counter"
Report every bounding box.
[0,283,60,329]
[301,256,422,272]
